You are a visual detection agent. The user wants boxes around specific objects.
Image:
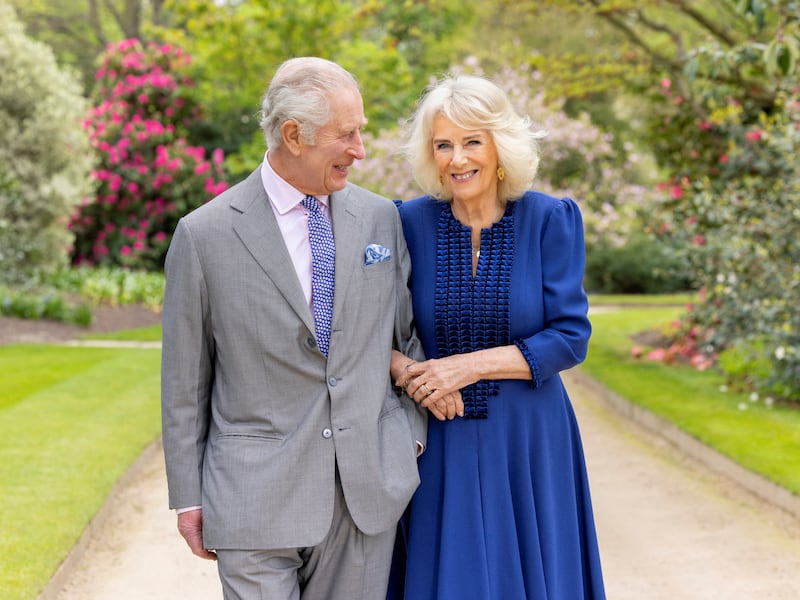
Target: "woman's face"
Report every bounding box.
[431,114,499,206]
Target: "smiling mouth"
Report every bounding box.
[452,171,477,181]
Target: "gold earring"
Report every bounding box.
[439,174,444,185]
[497,167,505,181]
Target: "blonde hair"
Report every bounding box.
[404,74,545,202]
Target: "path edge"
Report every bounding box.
[37,436,164,600]
[565,368,800,521]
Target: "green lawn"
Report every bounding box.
[584,303,800,495]
[0,342,161,599]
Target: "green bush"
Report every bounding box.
[641,6,800,401]
[0,287,92,326]
[584,234,693,294]
[1,267,164,325]
[0,5,93,286]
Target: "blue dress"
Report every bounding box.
[388,192,606,599]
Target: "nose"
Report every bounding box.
[350,130,366,160]
[451,144,467,166]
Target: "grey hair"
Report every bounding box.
[404,74,546,203]
[260,57,360,150]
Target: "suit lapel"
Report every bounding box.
[330,187,361,329]
[230,169,315,333]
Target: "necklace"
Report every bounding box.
[472,246,480,259]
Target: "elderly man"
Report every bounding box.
[161,57,431,599]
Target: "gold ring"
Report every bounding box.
[421,383,432,396]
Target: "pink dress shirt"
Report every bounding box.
[260,153,331,312]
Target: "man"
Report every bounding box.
[161,57,427,599]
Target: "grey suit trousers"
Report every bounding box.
[215,466,395,600]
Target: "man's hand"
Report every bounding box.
[177,508,217,561]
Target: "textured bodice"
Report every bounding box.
[434,203,515,418]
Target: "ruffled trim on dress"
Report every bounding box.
[513,338,542,389]
[434,203,514,418]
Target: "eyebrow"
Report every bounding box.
[433,133,483,144]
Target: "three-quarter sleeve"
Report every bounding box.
[513,197,591,387]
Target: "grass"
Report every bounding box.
[80,323,162,342]
[588,292,695,306]
[0,341,161,599]
[583,305,800,496]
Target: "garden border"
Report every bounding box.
[565,368,800,521]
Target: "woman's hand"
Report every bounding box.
[425,390,464,421]
[392,350,464,420]
[396,354,480,419]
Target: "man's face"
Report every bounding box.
[296,87,367,196]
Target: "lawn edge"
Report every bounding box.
[565,368,800,521]
[37,435,163,600]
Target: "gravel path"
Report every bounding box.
[41,369,800,599]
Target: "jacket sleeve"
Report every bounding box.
[390,205,428,446]
[160,218,215,509]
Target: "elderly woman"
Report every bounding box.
[388,75,606,599]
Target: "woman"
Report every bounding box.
[388,75,606,599]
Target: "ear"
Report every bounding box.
[280,119,303,156]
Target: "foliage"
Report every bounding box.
[506,1,800,400]
[0,266,164,325]
[0,286,92,326]
[0,4,94,286]
[70,38,228,270]
[154,0,471,182]
[51,266,165,309]
[8,0,171,92]
[584,233,693,294]
[638,3,800,400]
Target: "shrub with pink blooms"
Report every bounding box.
[70,39,228,270]
[640,19,800,400]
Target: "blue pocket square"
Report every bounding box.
[365,243,392,265]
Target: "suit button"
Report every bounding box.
[322,428,332,439]
[328,376,337,386]
[307,337,317,348]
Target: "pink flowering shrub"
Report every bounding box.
[641,36,800,400]
[70,39,228,270]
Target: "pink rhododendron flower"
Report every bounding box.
[745,129,763,142]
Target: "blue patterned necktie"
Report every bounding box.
[302,195,335,357]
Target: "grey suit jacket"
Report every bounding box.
[161,167,426,550]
